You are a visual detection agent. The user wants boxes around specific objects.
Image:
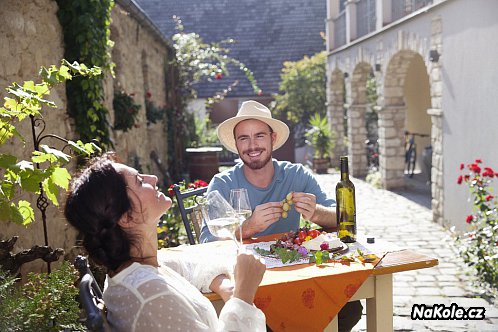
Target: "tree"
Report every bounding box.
[272,51,327,147]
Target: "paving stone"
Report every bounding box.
[415,287,444,296]
[441,286,470,297]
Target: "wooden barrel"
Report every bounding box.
[186,147,222,182]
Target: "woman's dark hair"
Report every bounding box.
[64,154,133,271]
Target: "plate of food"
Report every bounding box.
[251,228,349,266]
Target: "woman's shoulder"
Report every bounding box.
[111,263,164,289]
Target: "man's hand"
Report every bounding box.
[241,201,282,238]
[292,192,317,220]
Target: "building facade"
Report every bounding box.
[326,0,498,229]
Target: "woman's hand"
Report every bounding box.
[209,275,234,302]
[233,247,266,304]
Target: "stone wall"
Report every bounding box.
[0,0,172,274]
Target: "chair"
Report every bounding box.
[172,184,208,245]
[74,255,107,332]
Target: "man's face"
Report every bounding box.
[234,119,276,170]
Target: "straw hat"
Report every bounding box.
[217,100,290,154]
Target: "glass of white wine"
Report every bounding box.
[229,188,252,246]
[204,190,240,247]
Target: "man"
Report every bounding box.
[200,100,336,241]
[200,100,362,332]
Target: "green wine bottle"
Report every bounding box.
[336,156,357,243]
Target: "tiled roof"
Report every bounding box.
[134,0,326,98]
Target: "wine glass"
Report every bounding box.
[229,188,252,246]
[204,190,240,247]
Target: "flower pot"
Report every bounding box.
[313,157,329,174]
[186,147,222,182]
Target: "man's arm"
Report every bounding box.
[239,202,283,239]
[310,204,337,230]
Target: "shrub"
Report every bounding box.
[0,261,85,331]
[456,159,498,290]
[113,90,141,131]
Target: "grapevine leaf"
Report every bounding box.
[32,151,55,164]
[42,178,59,206]
[15,160,34,171]
[40,145,70,163]
[51,167,71,190]
[9,203,24,225]
[17,200,35,225]
[19,169,45,193]
[0,154,17,168]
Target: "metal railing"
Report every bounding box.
[356,0,377,38]
[392,0,433,21]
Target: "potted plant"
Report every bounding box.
[305,114,335,174]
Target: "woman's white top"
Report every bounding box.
[103,252,265,332]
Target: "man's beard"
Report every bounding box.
[239,148,272,170]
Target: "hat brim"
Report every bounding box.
[217,115,290,154]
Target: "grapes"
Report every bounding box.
[281,192,294,219]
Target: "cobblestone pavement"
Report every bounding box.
[315,171,498,332]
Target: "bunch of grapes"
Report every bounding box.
[281,192,293,218]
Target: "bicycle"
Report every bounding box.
[405,131,429,178]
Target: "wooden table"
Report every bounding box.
[325,248,438,331]
[165,238,438,332]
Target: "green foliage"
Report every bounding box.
[457,159,497,290]
[157,180,209,247]
[145,93,166,125]
[273,51,327,145]
[190,117,219,148]
[171,16,260,107]
[113,90,141,131]
[56,0,115,147]
[0,261,85,331]
[0,60,101,225]
[365,170,382,189]
[305,113,335,159]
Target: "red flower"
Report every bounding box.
[460,163,464,170]
[466,215,473,223]
[457,175,463,184]
[146,91,152,98]
[486,195,494,201]
[193,179,208,188]
[475,159,482,164]
[483,167,495,177]
[470,164,481,174]
[464,175,470,182]
[167,184,175,197]
[215,73,223,80]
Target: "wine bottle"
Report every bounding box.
[335,156,356,243]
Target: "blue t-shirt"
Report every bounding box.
[199,159,336,243]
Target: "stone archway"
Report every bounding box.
[348,62,372,177]
[378,50,418,189]
[328,69,346,167]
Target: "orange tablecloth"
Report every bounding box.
[246,235,374,332]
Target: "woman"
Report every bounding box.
[65,154,266,331]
